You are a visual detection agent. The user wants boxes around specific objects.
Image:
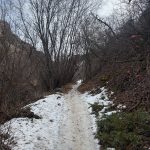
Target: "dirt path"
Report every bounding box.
[56,84,99,150]
[1,83,99,150]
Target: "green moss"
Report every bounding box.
[96,111,150,149]
[89,102,104,117]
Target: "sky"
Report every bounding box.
[98,0,121,17]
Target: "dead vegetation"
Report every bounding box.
[78,69,110,93]
[0,106,40,124]
[0,133,11,150]
[79,0,150,112]
[0,20,47,126]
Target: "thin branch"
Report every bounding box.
[91,13,118,39]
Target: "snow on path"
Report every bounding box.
[1,82,99,150]
[57,83,99,150]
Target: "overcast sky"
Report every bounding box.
[98,0,121,17]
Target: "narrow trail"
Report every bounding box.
[1,83,99,150]
[56,84,98,150]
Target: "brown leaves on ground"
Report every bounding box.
[0,107,40,124]
[78,80,97,93]
[79,62,150,112]
[78,74,109,93]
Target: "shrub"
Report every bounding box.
[89,102,104,117]
[96,111,150,149]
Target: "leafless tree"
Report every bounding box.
[0,0,47,122]
[15,0,101,89]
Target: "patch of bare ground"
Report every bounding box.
[50,83,74,94]
[0,107,40,124]
[78,74,106,93]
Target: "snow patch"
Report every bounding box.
[76,80,82,85]
[117,104,126,109]
[81,87,117,150]
[1,94,65,150]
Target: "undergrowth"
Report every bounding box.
[96,111,150,150]
[89,102,104,117]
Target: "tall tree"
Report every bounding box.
[16,0,100,89]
